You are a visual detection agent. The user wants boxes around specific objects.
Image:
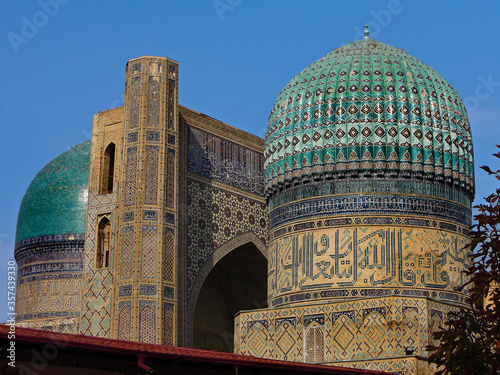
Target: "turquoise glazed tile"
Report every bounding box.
[15,141,91,243]
[265,39,473,196]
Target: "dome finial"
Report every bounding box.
[363,24,370,39]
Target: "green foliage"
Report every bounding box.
[428,146,500,374]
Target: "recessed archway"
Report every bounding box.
[193,241,267,352]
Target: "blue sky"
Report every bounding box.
[0,1,499,322]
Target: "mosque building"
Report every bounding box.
[13,28,474,374]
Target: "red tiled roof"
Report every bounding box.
[0,325,388,374]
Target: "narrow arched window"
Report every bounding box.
[101,143,116,194]
[96,217,111,268]
[305,325,324,363]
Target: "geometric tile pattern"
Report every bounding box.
[246,321,269,358]
[80,270,113,338]
[268,175,473,211]
[167,77,175,130]
[144,147,159,205]
[124,147,138,207]
[141,226,157,279]
[164,230,174,282]
[185,177,268,299]
[79,261,113,338]
[275,318,297,360]
[118,302,131,341]
[166,150,175,208]
[363,310,386,358]
[120,227,134,280]
[402,307,419,353]
[129,77,140,129]
[147,76,160,127]
[270,194,472,229]
[112,56,179,346]
[332,312,356,360]
[235,295,460,374]
[139,302,156,344]
[164,303,174,346]
[80,190,117,338]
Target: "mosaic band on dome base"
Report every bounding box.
[14,235,84,325]
[267,174,472,210]
[269,193,472,230]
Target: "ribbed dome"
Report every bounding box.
[265,38,474,197]
[15,141,91,244]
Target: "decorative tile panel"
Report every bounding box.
[187,126,264,194]
[139,301,156,343]
[164,229,174,282]
[166,149,175,208]
[185,178,268,299]
[147,76,160,127]
[118,302,131,341]
[141,226,157,279]
[144,147,159,205]
[236,295,459,374]
[129,78,141,129]
[124,147,138,207]
[120,227,134,280]
[164,303,174,345]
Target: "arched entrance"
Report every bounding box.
[193,242,267,352]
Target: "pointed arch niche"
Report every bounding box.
[100,142,116,194]
[304,324,325,363]
[191,234,268,352]
[96,216,111,269]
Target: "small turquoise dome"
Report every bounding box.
[265,38,474,196]
[15,141,91,244]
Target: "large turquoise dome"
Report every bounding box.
[15,141,91,245]
[265,37,474,198]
